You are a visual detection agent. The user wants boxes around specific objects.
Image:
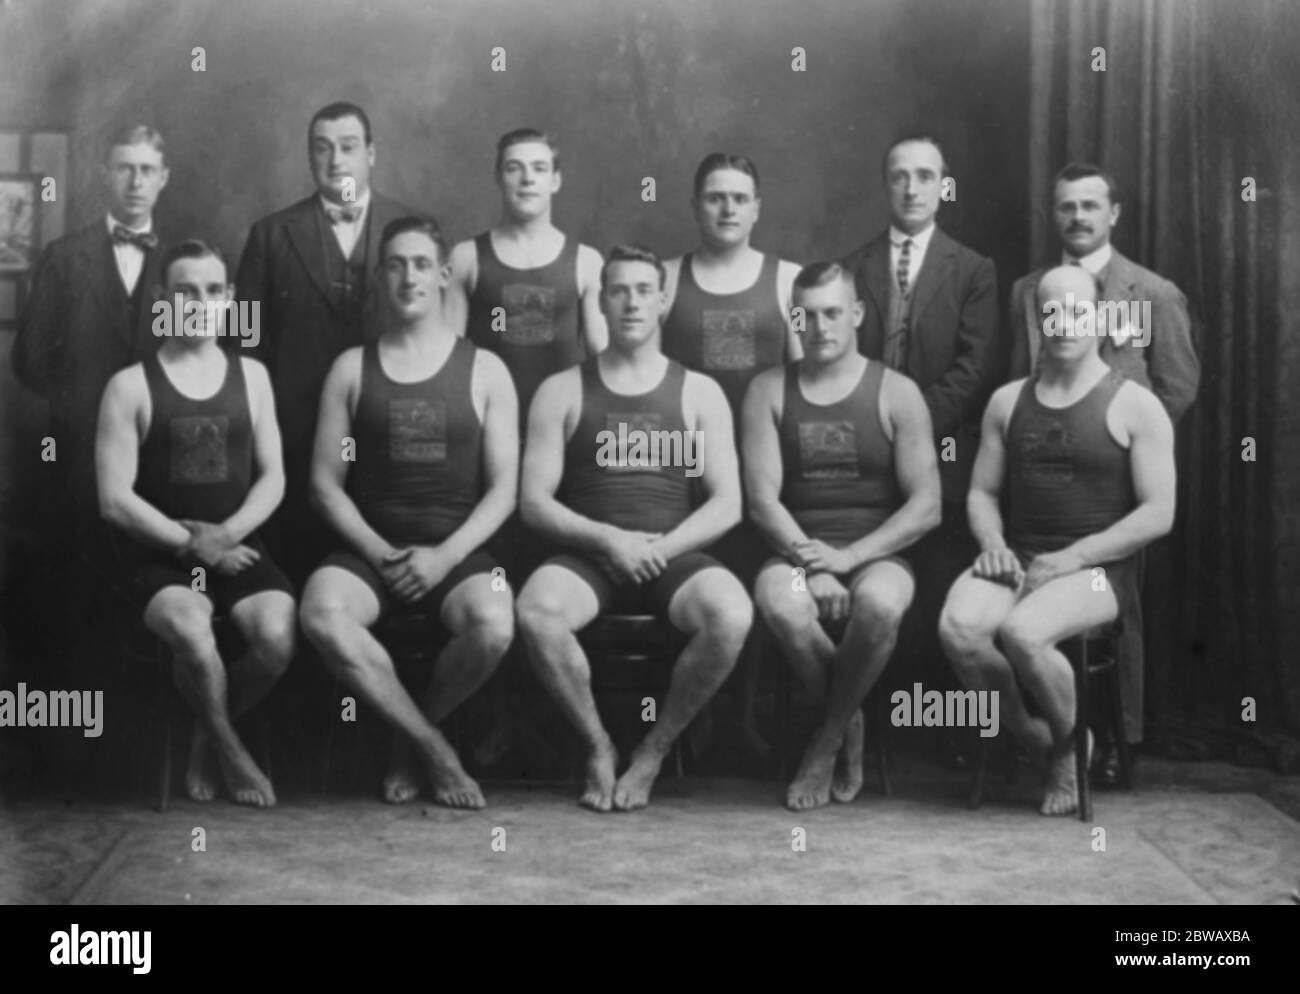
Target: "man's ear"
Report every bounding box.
[1109,202,1121,228]
[367,144,376,168]
[553,169,563,195]
[852,297,866,329]
[158,166,170,192]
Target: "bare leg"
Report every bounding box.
[612,568,752,811]
[998,570,1118,817]
[143,588,276,808]
[300,567,484,810]
[784,562,913,811]
[516,564,612,811]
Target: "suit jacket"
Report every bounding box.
[11,220,166,499]
[234,192,411,493]
[1007,249,1199,422]
[841,227,1001,501]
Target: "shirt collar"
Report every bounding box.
[319,189,371,217]
[1063,242,1113,274]
[106,213,153,236]
[889,221,936,255]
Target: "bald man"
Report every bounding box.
[938,266,1175,815]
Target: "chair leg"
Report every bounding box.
[157,705,172,814]
[968,731,988,809]
[872,695,892,797]
[774,661,792,783]
[1074,639,1092,823]
[1104,652,1134,789]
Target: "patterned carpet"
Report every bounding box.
[4,767,1299,904]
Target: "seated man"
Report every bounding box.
[743,262,941,811]
[939,265,1175,815]
[299,216,518,810]
[96,239,294,808]
[516,245,752,812]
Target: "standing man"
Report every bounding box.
[515,245,752,812]
[940,265,1175,815]
[96,240,295,808]
[661,153,802,760]
[236,102,413,583]
[443,128,606,765]
[299,217,518,809]
[840,135,1000,759]
[13,124,171,544]
[1007,162,1199,772]
[743,262,940,810]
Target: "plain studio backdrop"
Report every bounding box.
[0,0,1297,787]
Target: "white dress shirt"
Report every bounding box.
[106,213,153,294]
[320,190,371,259]
[1063,242,1113,275]
[889,221,937,295]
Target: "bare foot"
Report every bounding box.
[831,710,864,803]
[417,734,486,809]
[381,739,421,804]
[216,742,276,808]
[612,741,667,812]
[786,745,835,811]
[579,739,617,813]
[185,727,219,803]
[1040,729,1093,817]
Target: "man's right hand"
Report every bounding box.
[972,547,1024,589]
[598,529,667,584]
[211,544,261,576]
[806,570,851,624]
[177,520,237,566]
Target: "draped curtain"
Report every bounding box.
[1027,0,1300,768]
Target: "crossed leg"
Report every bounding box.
[144,587,290,807]
[757,559,913,811]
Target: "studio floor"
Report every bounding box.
[4,755,1299,904]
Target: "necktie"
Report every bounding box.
[112,225,158,250]
[884,238,913,370]
[896,238,913,296]
[324,203,363,224]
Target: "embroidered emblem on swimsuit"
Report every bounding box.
[170,415,230,485]
[1021,418,1074,487]
[500,283,557,345]
[702,309,757,370]
[388,398,447,464]
[798,420,858,480]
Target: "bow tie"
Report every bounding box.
[112,225,158,250]
[324,204,364,224]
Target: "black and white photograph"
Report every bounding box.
[0,0,1297,934]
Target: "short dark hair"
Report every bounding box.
[309,102,372,145]
[160,239,229,286]
[1053,162,1121,207]
[792,261,856,296]
[881,135,947,179]
[495,128,560,174]
[692,152,760,199]
[104,124,166,164]
[600,244,665,290]
[378,215,449,265]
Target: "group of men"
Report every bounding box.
[12,101,1198,816]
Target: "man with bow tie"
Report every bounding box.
[13,124,170,548]
[839,135,1001,766]
[235,102,412,584]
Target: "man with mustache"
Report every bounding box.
[1007,162,1200,779]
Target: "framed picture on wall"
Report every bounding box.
[0,130,66,329]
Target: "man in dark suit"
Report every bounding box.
[1008,162,1200,771]
[840,135,1001,761]
[13,124,171,542]
[235,101,412,582]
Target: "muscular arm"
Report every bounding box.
[776,259,804,361]
[653,372,742,561]
[308,349,394,568]
[1063,385,1176,564]
[442,239,477,338]
[431,350,519,565]
[577,245,608,355]
[96,368,192,553]
[967,382,1019,554]
[218,359,285,542]
[923,254,1000,438]
[742,368,807,557]
[518,368,618,554]
[837,372,941,569]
